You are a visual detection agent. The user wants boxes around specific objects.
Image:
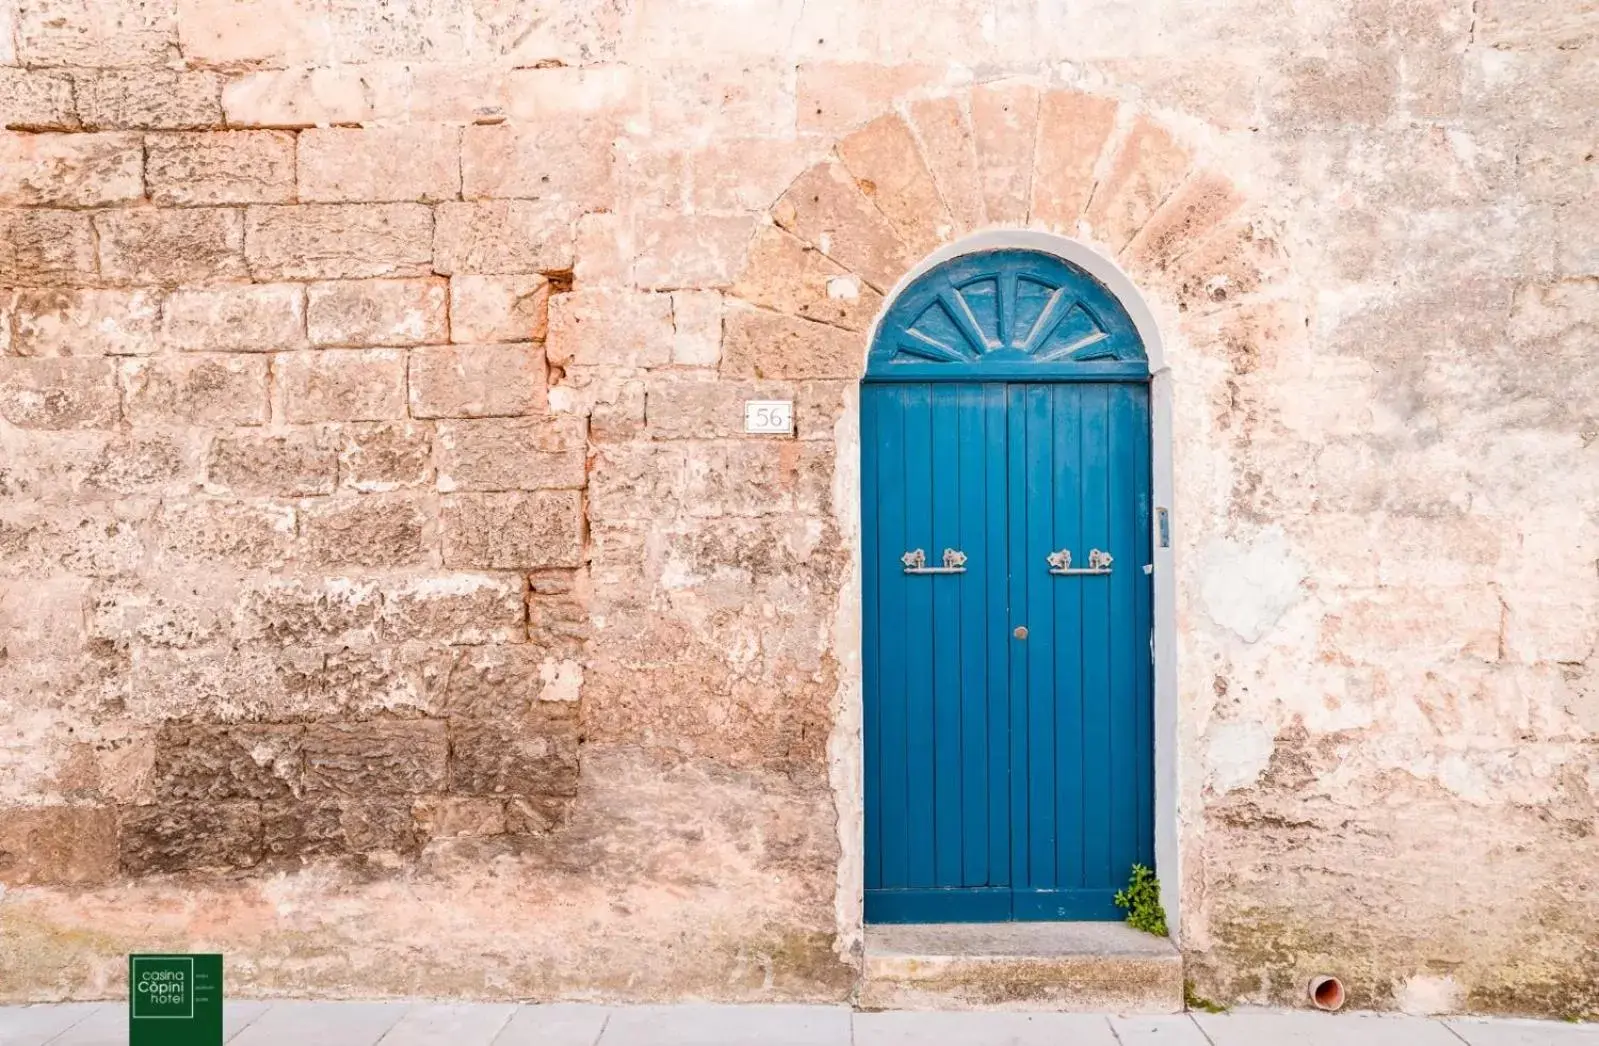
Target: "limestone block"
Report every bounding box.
[1269,49,1400,129]
[646,376,794,440]
[162,283,307,353]
[441,644,545,718]
[306,278,449,348]
[235,576,381,647]
[1082,116,1191,254]
[303,721,448,796]
[1125,170,1245,272]
[153,499,296,569]
[0,357,120,429]
[504,64,640,123]
[970,80,1040,226]
[0,208,96,286]
[436,416,587,492]
[276,349,407,423]
[119,802,263,874]
[688,135,823,213]
[414,796,507,838]
[0,131,143,206]
[796,61,945,136]
[646,60,795,141]
[174,0,330,66]
[722,307,861,380]
[461,123,614,207]
[122,354,269,426]
[146,130,295,206]
[409,343,546,419]
[222,67,380,129]
[299,125,462,204]
[378,573,526,645]
[126,643,323,720]
[87,574,234,650]
[441,491,584,569]
[0,805,118,885]
[74,69,223,130]
[574,212,632,287]
[450,275,550,345]
[775,160,914,292]
[0,68,77,130]
[1030,89,1119,233]
[587,377,646,443]
[323,645,451,719]
[7,429,197,499]
[300,493,430,569]
[547,289,674,369]
[447,712,579,797]
[9,288,163,356]
[839,114,951,257]
[245,204,435,281]
[731,225,883,332]
[634,215,756,291]
[154,723,304,801]
[0,501,149,578]
[337,421,433,491]
[671,291,723,367]
[1160,216,1288,313]
[206,429,337,497]
[432,200,577,275]
[904,95,990,237]
[16,0,175,68]
[96,208,248,285]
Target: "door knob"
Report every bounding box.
[1013,626,1028,640]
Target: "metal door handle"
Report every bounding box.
[1047,548,1113,575]
[902,548,967,574]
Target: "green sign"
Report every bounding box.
[129,954,222,1046]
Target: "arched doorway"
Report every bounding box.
[861,247,1155,923]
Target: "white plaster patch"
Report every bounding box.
[826,275,860,301]
[1199,528,1305,643]
[1394,974,1463,1015]
[1207,717,1277,794]
[538,658,583,702]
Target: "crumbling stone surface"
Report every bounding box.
[0,0,1594,1019]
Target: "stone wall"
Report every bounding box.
[1,0,1596,1018]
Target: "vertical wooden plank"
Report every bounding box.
[984,383,1011,887]
[930,384,964,887]
[875,386,910,890]
[1024,384,1058,889]
[956,383,989,887]
[1080,383,1114,891]
[1052,383,1086,890]
[1005,385,1031,897]
[1129,385,1157,868]
[1107,382,1138,881]
[902,384,937,890]
[862,388,882,892]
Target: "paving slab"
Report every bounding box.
[228,1000,410,1046]
[1194,1009,1467,1046]
[599,1004,851,1046]
[0,1002,107,1046]
[855,1010,1119,1045]
[492,1003,611,1046]
[382,1003,520,1045]
[1109,1014,1213,1045]
[1447,1017,1599,1046]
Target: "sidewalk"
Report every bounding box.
[4,1001,1597,1045]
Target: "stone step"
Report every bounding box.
[859,921,1184,1014]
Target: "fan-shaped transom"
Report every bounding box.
[866,249,1148,382]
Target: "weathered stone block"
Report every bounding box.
[839,113,950,256]
[303,721,448,796]
[379,573,526,645]
[337,421,433,491]
[155,723,304,801]
[969,80,1041,225]
[1082,116,1192,253]
[322,645,450,719]
[276,349,407,424]
[299,125,462,204]
[262,798,424,859]
[441,491,584,569]
[300,493,430,569]
[775,160,915,292]
[1031,89,1119,232]
[0,68,77,130]
[87,575,234,650]
[586,377,646,443]
[74,69,223,130]
[162,283,306,353]
[1126,170,1245,274]
[16,0,175,68]
[503,794,569,835]
[573,211,632,287]
[441,644,544,718]
[336,800,423,854]
[547,289,674,368]
[122,354,269,426]
[450,275,550,345]
[120,802,263,875]
[671,291,723,367]
[0,357,120,429]
[448,712,579,797]
[687,135,823,214]
[306,278,448,348]
[0,131,143,206]
[206,429,337,497]
[245,204,434,281]
[222,66,379,129]
[633,215,755,291]
[0,208,96,286]
[1269,49,1400,129]
[436,416,587,492]
[432,200,578,275]
[96,208,249,285]
[722,307,861,380]
[9,288,162,356]
[461,123,615,207]
[154,499,297,569]
[646,60,794,140]
[413,796,506,838]
[646,376,794,440]
[796,61,945,135]
[0,501,148,577]
[0,805,118,885]
[128,644,323,721]
[236,576,381,647]
[409,344,546,419]
[146,130,295,206]
[731,225,883,332]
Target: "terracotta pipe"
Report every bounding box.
[1309,975,1347,1011]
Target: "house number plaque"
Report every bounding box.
[744,400,794,435]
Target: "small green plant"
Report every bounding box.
[1184,980,1227,1014]
[1113,863,1168,937]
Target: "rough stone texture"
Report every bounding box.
[0,0,1594,1023]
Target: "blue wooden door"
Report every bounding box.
[862,250,1153,923]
